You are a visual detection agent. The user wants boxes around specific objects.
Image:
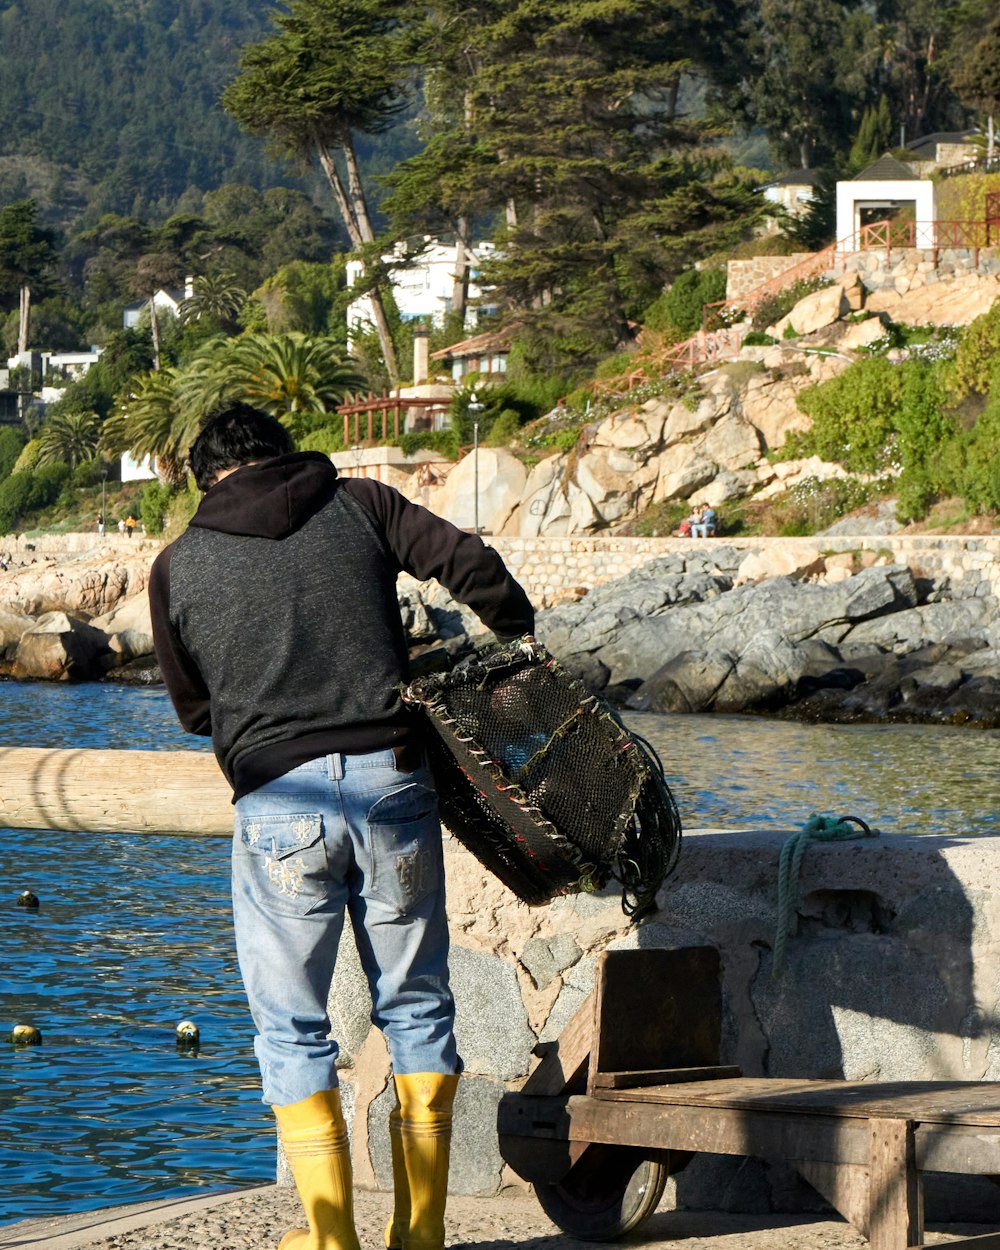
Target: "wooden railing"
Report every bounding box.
[337,393,451,444]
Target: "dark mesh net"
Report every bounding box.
[401,638,681,918]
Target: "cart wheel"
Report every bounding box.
[533,1145,669,1241]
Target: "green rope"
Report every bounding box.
[772,814,880,979]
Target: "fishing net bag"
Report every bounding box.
[401,637,681,918]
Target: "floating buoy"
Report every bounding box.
[16,890,39,909]
[176,1020,200,1050]
[9,1024,42,1046]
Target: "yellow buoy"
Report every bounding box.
[9,1024,42,1045]
[175,1020,200,1050]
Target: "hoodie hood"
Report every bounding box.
[190,451,340,539]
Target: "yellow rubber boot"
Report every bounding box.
[384,1073,459,1250]
[273,1089,362,1250]
[384,1089,407,1250]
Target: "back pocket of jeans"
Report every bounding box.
[239,812,328,916]
[366,783,441,915]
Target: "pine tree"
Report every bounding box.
[222,0,412,384]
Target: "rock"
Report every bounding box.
[433,447,526,535]
[741,377,814,452]
[0,555,150,618]
[840,317,889,351]
[771,284,848,337]
[91,588,154,659]
[701,415,762,471]
[867,273,1000,328]
[591,409,666,456]
[736,544,826,585]
[651,441,718,502]
[12,611,113,681]
[689,469,758,508]
[0,608,35,659]
[663,395,722,444]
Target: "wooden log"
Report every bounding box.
[0,747,232,837]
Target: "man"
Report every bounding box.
[150,403,534,1250]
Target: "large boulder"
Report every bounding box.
[865,273,1000,327]
[0,555,150,617]
[770,283,849,337]
[741,376,814,452]
[91,587,155,663]
[433,448,527,534]
[0,608,35,661]
[651,441,718,503]
[12,611,113,681]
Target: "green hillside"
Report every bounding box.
[0,0,301,224]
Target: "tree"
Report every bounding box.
[222,0,411,385]
[0,200,57,358]
[219,332,364,440]
[36,408,101,469]
[734,0,882,169]
[849,95,894,172]
[133,251,185,371]
[951,18,1000,158]
[180,273,248,334]
[414,0,767,374]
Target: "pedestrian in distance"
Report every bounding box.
[117,517,125,536]
[96,512,105,536]
[150,403,535,1250]
[125,514,136,538]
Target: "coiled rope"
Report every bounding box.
[772,814,880,978]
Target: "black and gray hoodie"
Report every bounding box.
[149,451,535,800]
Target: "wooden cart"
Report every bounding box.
[497,947,1000,1249]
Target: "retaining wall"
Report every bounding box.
[321,829,1000,1222]
[477,534,1000,608]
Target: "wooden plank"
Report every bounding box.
[796,1162,870,1235]
[497,1092,871,1167]
[867,1118,923,1250]
[0,747,231,836]
[912,1235,1000,1250]
[520,993,593,1096]
[591,1077,1000,1128]
[588,947,722,1091]
[915,1125,1000,1175]
[592,1065,742,1090]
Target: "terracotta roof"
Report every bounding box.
[430,325,516,360]
[853,154,920,181]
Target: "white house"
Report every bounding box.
[762,170,822,232]
[835,154,936,248]
[121,452,158,482]
[345,238,497,347]
[123,280,194,328]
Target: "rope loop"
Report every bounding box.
[772,813,880,979]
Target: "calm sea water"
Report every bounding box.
[3,684,1000,1226]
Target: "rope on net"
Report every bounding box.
[772,813,880,979]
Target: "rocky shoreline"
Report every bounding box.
[2,538,999,729]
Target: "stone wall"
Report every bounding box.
[726,254,814,300]
[320,828,1000,1222]
[457,534,1000,609]
[833,247,1000,294]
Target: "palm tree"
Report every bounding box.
[36,408,101,468]
[179,272,248,333]
[220,332,364,429]
[100,368,194,487]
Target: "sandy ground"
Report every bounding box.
[1,1184,995,1250]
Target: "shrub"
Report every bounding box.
[742,331,776,346]
[140,480,174,536]
[0,427,25,484]
[651,267,727,337]
[796,356,904,472]
[750,276,833,332]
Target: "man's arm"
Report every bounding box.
[149,544,212,736]
[344,478,534,639]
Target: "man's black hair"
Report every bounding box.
[190,403,296,492]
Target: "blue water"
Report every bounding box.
[3,686,1000,1226]
[0,684,272,1227]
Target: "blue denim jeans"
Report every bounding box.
[231,749,459,1106]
